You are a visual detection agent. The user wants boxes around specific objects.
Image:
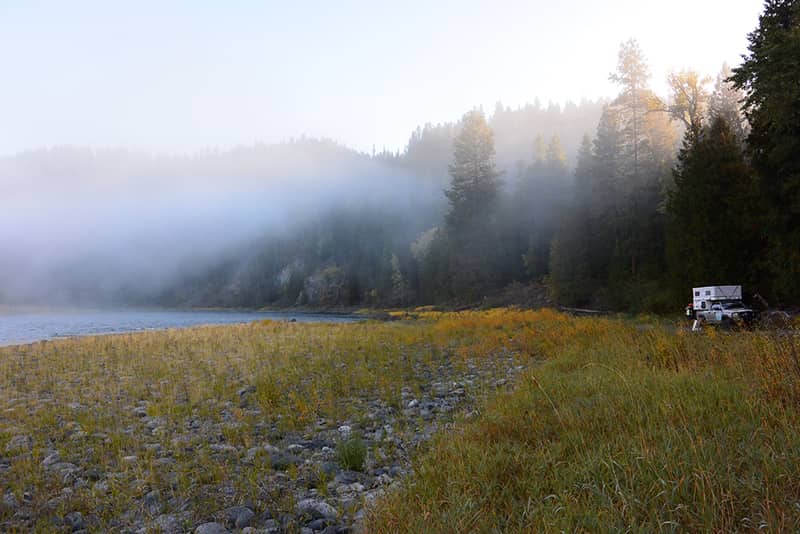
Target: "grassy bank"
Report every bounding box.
[1,310,799,532]
[367,310,800,532]
[0,314,519,532]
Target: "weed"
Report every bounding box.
[336,435,367,472]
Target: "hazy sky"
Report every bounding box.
[0,0,763,156]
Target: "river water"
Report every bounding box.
[0,309,360,347]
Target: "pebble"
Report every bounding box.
[41,451,62,467]
[154,514,182,534]
[209,444,238,454]
[63,511,86,531]
[307,518,332,530]
[296,498,339,520]
[261,519,281,533]
[195,522,230,534]
[238,385,256,398]
[2,491,18,511]
[270,452,301,471]
[0,351,522,534]
[4,435,33,454]
[144,489,162,515]
[225,505,255,529]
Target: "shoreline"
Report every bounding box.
[0,308,368,349]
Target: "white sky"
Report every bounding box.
[0,0,764,156]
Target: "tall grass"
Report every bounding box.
[367,310,800,532]
[0,316,511,530]
[2,310,799,531]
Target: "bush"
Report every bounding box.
[336,435,367,471]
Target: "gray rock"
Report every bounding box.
[195,522,230,534]
[306,517,332,530]
[209,443,238,454]
[270,452,300,471]
[144,489,163,515]
[49,462,80,478]
[319,461,339,477]
[92,480,110,494]
[4,435,33,454]
[335,482,365,495]
[2,491,18,512]
[41,451,62,467]
[238,385,256,398]
[154,513,182,533]
[64,511,86,531]
[296,498,338,520]
[261,518,281,533]
[334,471,361,485]
[225,506,255,528]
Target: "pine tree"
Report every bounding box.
[443,110,504,299]
[709,63,748,144]
[666,117,759,291]
[548,134,594,304]
[609,39,651,178]
[731,0,800,302]
[444,110,503,231]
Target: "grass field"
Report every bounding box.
[367,310,800,532]
[1,309,799,532]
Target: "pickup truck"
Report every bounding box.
[685,285,755,328]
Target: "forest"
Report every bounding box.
[1,0,797,313]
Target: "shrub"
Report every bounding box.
[336,435,367,471]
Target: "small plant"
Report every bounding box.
[336,434,367,472]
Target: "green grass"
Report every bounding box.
[2,309,799,532]
[336,435,367,472]
[366,310,800,532]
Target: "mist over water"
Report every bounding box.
[0,141,434,305]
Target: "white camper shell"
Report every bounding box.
[688,285,755,329]
[692,285,742,312]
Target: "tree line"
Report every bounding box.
[2,1,795,312]
[163,0,798,312]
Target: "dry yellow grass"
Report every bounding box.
[1,309,799,532]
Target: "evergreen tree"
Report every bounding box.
[443,110,504,299]
[709,63,748,144]
[731,0,800,302]
[608,40,676,286]
[445,110,503,230]
[666,117,759,291]
[548,134,594,304]
[609,39,652,178]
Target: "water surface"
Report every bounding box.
[0,309,359,347]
